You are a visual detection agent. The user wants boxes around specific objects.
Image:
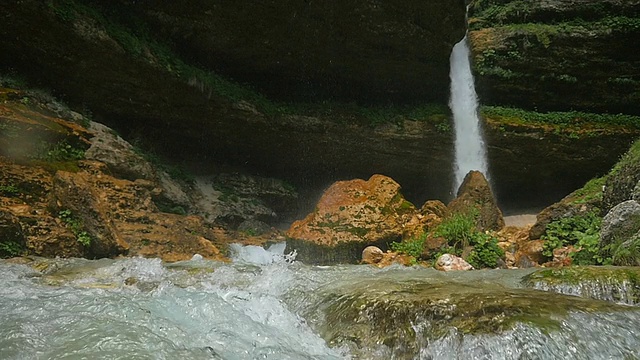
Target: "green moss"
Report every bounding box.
[523,266,640,286]
[610,138,640,176]
[570,176,605,205]
[319,279,631,353]
[482,106,640,129]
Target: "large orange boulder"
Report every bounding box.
[286,174,422,264]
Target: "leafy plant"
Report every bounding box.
[467,232,505,268]
[606,236,640,266]
[390,233,426,259]
[35,140,85,162]
[0,184,20,196]
[59,209,92,246]
[433,211,477,249]
[0,241,24,258]
[541,210,605,264]
[430,210,505,268]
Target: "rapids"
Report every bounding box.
[1,245,639,359]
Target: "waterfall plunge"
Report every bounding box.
[449,35,489,193]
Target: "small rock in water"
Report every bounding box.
[361,246,384,264]
[191,254,204,261]
[434,254,473,271]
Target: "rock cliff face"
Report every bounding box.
[468,0,640,114]
[0,0,637,214]
[126,0,467,103]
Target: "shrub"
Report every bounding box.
[0,241,24,258]
[35,140,85,162]
[390,233,426,259]
[541,210,607,264]
[0,184,20,196]
[433,211,477,249]
[467,232,505,268]
[431,210,505,268]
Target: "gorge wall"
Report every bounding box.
[468,0,640,114]
[1,0,638,215]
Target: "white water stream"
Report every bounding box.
[449,35,489,193]
[1,245,640,359]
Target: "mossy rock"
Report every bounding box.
[307,277,635,357]
[522,266,640,304]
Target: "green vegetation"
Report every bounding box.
[610,138,640,176]
[58,209,92,246]
[541,210,609,265]
[0,184,20,196]
[570,177,605,205]
[390,233,426,259]
[434,211,478,249]
[0,241,24,258]
[481,106,640,129]
[39,140,84,162]
[607,236,640,266]
[385,211,506,267]
[466,232,505,268]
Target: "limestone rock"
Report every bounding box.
[191,174,298,227]
[601,200,640,247]
[128,0,466,104]
[86,121,191,211]
[632,180,640,202]
[420,200,448,218]
[362,246,385,265]
[287,175,415,245]
[448,171,504,231]
[434,254,474,271]
[85,121,155,181]
[286,174,419,263]
[514,240,545,267]
[52,169,130,258]
[0,211,25,257]
[468,0,640,115]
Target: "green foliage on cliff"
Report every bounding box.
[39,140,85,162]
[570,177,605,205]
[0,241,24,258]
[610,138,640,177]
[481,106,640,129]
[59,209,92,246]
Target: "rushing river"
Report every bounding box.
[1,244,639,360]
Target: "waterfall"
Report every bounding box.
[449,34,489,193]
